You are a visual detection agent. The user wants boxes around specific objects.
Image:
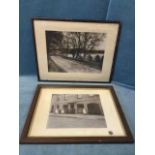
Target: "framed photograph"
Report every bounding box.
[20,85,133,144]
[32,19,120,82]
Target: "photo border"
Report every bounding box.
[20,85,133,144]
[32,18,121,83]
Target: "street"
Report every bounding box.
[47,114,107,128]
[50,56,100,73]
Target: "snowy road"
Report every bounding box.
[50,56,100,73]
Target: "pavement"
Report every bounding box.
[47,114,107,128]
[51,56,100,73]
[49,113,104,119]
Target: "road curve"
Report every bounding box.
[51,56,100,73]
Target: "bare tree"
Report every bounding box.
[46,31,105,60]
[63,32,106,59]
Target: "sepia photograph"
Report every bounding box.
[47,94,107,128]
[46,31,106,73]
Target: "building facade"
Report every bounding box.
[50,94,103,115]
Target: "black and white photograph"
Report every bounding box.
[47,94,107,128]
[33,20,120,82]
[20,85,133,143]
[46,31,106,73]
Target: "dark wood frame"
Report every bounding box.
[32,18,121,83]
[20,85,133,144]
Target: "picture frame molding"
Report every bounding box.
[20,84,133,144]
[32,18,121,83]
